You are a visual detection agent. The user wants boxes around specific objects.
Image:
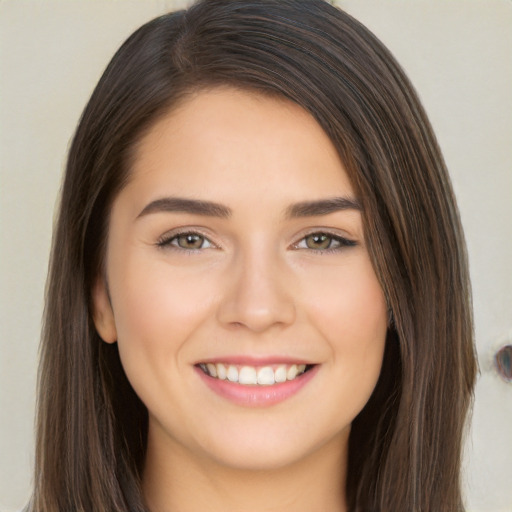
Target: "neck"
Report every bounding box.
[142,425,349,512]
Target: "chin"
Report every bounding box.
[192,422,350,473]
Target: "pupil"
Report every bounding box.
[180,234,202,248]
[307,234,330,249]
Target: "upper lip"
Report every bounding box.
[195,356,315,366]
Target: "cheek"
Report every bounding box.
[302,255,388,396]
[107,252,218,381]
[305,255,387,338]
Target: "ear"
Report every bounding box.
[91,277,117,343]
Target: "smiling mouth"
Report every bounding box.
[197,362,314,386]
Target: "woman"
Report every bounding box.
[29,0,477,511]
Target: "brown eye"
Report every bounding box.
[175,233,207,249]
[294,232,357,252]
[157,232,214,250]
[304,233,333,250]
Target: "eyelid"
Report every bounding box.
[291,230,358,251]
[156,227,219,250]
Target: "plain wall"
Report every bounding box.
[1,1,511,510]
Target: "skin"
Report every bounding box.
[93,87,388,512]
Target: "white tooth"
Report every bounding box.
[239,366,258,385]
[216,363,227,380]
[274,365,287,383]
[287,364,298,380]
[206,363,217,377]
[227,365,239,382]
[297,364,306,375]
[199,363,208,373]
[257,366,275,385]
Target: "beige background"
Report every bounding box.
[1,1,511,510]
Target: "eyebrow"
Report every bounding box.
[137,197,232,219]
[285,196,362,218]
[137,195,362,220]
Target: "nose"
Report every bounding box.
[216,245,296,333]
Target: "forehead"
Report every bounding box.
[126,87,355,206]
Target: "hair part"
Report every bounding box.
[31,1,476,511]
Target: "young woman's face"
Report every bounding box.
[93,88,388,472]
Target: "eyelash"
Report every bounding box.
[156,230,357,254]
[292,232,357,253]
[156,230,215,252]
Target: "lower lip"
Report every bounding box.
[195,365,319,407]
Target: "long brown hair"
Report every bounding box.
[30,1,477,510]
